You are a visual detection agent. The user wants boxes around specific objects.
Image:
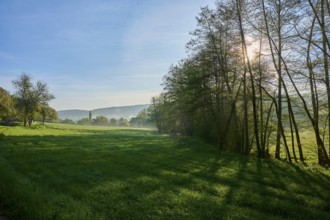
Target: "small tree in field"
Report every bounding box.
[93,116,109,126]
[118,118,129,127]
[109,118,117,126]
[12,73,54,126]
[38,105,58,124]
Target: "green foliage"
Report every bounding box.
[77,118,91,125]
[149,0,330,165]
[109,118,117,126]
[0,87,15,123]
[60,119,75,124]
[37,105,58,124]
[129,109,153,128]
[118,117,129,127]
[0,124,329,219]
[93,116,109,126]
[12,73,55,127]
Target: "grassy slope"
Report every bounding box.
[0,124,330,219]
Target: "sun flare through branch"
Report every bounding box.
[245,37,260,61]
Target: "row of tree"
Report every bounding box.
[0,73,57,126]
[61,109,153,128]
[76,116,129,126]
[149,0,330,166]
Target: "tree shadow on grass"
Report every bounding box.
[1,132,330,219]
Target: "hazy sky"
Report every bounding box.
[0,0,214,110]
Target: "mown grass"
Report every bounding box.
[0,123,330,219]
[268,127,329,167]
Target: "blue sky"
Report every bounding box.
[0,0,214,110]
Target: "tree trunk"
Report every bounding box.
[282,76,303,162]
[320,0,330,160]
[308,0,330,166]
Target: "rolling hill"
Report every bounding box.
[57,104,149,121]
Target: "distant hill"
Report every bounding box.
[57,104,150,121]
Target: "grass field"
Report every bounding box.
[0,124,330,219]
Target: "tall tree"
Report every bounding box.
[12,73,54,126]
[0,87,15,123]
[150,0,329,166]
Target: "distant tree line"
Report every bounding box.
[149,0,330,167]
[60,109,153,128]
[0,73,57,126]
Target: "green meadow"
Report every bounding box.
[0,124,330,219]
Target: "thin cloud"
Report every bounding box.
[0,0,216,110]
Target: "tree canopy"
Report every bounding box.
[0,87,15,123]
[12,73,55,126]
[149,0,330,166]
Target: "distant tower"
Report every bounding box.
[89,111,92,121]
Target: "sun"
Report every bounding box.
[245,36,261,61]
[246,44,257,60]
